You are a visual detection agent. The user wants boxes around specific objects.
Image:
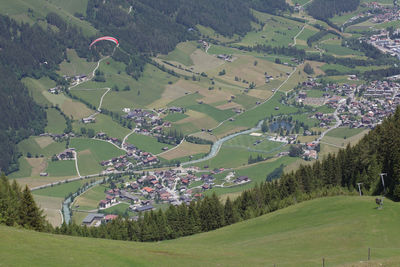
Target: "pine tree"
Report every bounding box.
[224,197,239,225]
[18,185,45,231]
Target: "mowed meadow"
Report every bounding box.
[1,196,400,266]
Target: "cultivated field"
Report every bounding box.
[159,141,211,161]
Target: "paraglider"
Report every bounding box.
[89,36,119,48]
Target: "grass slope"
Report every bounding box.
[1,196,400,266]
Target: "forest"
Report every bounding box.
[307,0,360,20]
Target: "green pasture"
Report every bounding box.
[70,88,107,109]
[45,108,67,134]
[73,114,131,140]
[164,113,189,122]
[58,49,97,77]
[18,137,67,158]
[325,127,365,139]
[127,133,174,155]
[224,135,285,153]
[32,179,86,198]
[76,62,178,111]
[160,41,197,66]
[45,160,77,177]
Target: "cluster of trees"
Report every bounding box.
[307,0,360,20]
[245,44,306,60]
[185,136,213,145]
[0,174,49,231]
[363,67,400,80]
[158,129,184,145]
[303,63,314,75]
[248,155,267,164]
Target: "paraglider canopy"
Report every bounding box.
[89,36,119,48]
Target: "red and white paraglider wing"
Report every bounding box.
[89,36,119,48]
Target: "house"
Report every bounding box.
[106,195,117,204]
[82,213,104,227]
[103,214,118,223]
[57,149,74,160]
[135,205,154,212]
[143,187,155,194]
[234,176,250,184]
[160,192,171,201]
[99,200,110,209]
[120,190,139,203]
[82,117,95,124]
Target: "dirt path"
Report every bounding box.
[291,25,306,46]
[73,151,81,177]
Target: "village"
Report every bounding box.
[367,29,400,60]
[80,168,252,227]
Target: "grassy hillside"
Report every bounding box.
[1,196,400,266]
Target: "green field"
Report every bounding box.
[45,160,77,177]
[206,156,297,196]
[326,127,365,139]
[32,180,85,198]
[73,184,108,211]
[69,88,108,109]
[164,113,189,122]
[70,138,124,160]
[17,137,66,158]
[101,203,130,215]
[224,135,285,153]
[127,133,174,155]
[7,157,32,179]
[70,138,124,175]
[161,41,197,66]
[22,77,55,106]
[73,114,131,140]
[194,146,276,169]
[2,196,400,266]
[75,61,178,111]
[45,108,67,134]
[320,42,364,57]
[58,49,97,77]
[22,77,93,120]
[238,11,303,47]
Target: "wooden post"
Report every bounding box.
[368,248,371,261]
[322,258,325,267]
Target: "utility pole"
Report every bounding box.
[357,183,363,196]
[380,173,387,194]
